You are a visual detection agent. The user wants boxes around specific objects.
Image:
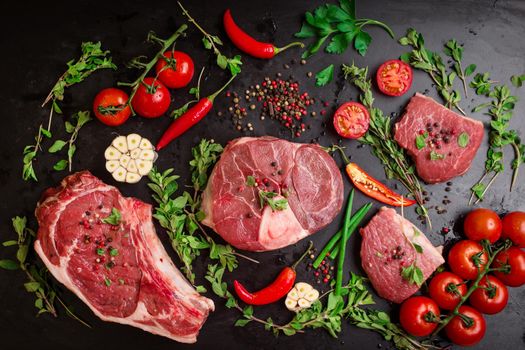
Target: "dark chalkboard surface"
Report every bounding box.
[0,0,524,349]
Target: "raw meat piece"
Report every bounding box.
[34,171,213,343]
[360,207,444,303]
[201,136,344,251]
[394,93,484,183]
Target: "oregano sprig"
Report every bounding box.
[399,29,467,115]
[1,217,89,327]
[178,1,242,76]
[443,39,476,97]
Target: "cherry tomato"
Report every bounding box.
[469,275,508,314]
[399,296,440,337]
[444,305,486,346]
[501,211,525,247]
[463,208,502,243]
[92,88,131,126]
[131,77,171,118]
[428,272,467,310]
[333,102,370,139]
[492,246,525,287]
[448,240,488,280]
[155,51,195,89]
[376,59,413,96]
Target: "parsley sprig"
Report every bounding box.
[0,217,89,327]
[469,83,523,203]
[208,266,436,350]
[178,1,242,76]
[342,63,430,227]
[23,42,115,181]
[148,140,256,286]
[296,0,394,58]
[48,111,92,172]
[399,29,469,115]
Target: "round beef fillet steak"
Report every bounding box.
[201,137,344,251]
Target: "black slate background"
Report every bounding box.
[0,0,524,349]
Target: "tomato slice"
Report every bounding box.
[333,102,370,139]
[376,59,413,96]
[345,162,416,207]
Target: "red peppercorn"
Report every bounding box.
[323,278,328,283]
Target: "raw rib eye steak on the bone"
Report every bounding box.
[201,137,344,251]
[34,171,213,343]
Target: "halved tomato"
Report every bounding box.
[333,102,370,139]
[376,59,413,96]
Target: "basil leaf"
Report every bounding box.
[415,133,427,150]
[48,140,67,153]
[458,132,470,148]
[53,159,68,171]
[430,150,446,160]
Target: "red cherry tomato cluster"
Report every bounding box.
[93,50,195,126]
[399,209,525,347]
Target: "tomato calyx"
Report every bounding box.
[482,281,497,299]
[471,250,487,268]
[97,104,128,116]
[423,311,440,323]
[444,282,463,297]
[458,313,475,328]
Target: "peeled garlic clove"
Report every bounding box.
[126,172,141,184]
[139,149,156,161]
[119,154,131,168]
[112,167,127,182]
[139,138,153,150]
[130,148,141,159]
[285,297,298,311]
[295,282,312,297]
[126,134,142,151]
[112,136,128,154]
[287,288,299,301]
[126,159,138,173]
[136,159,153,176]
[298,298,312,309]
[304,289,320,302]
[105,160,119,173]
[104,146,121,161]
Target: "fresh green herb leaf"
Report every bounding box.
[430,150,446,160]
[470,72,494,96]
[259,191,288,211]
[104,277,111,287]
[96,248,105,256]
[413,243,423,253]
[511,74,525,88]
[102,208,121,226]
[401,263,424,286]
[296,1,394,58]
[415,132,428,150]
[465,63,477,77]
[246,176,256,187]
[109,248,119,257]
[458,132,470,148]
[48,140,67,153]
[315,64,334,86]
[53,160,68,171]
[0,259,19,270]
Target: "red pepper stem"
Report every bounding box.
[274,41,305,54]
[207,74,237,103]
[290,241,314,270]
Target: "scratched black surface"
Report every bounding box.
[0,0,524,349]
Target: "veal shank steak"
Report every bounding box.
[201,137,344,251]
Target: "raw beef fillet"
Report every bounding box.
[34,171,214,343]
[360,207,445,303]
[201,137,344,251]
[394,93,484,183]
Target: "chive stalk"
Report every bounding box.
[335,190,355,295]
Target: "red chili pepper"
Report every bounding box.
[156,75,236,151]
[223,9,304,59]
[337,148,416,207]
[233,241,313,305]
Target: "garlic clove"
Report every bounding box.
[139,138,153,150]
[295,282,313,297]
[139,149,156,161]
[125,172,141,184]
[129,148,141,159]
[304,289,320,302]
[136,159,153,176]
[126,134,142,151]
[104,146,121,161]
[112,136,128,154]
[287,288,299,301]
[119,154,131,168]
[126,159,138,173]
[285,297,298,311]
[105,160,119,173]
[298,298,312,309]
[112,167,127,182]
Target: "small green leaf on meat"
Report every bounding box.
[413,243,423,254]
[458,132,470,148]
[430,150,446,161]
[401,263,424,286]
[102,208,121,226]
[415,132,428,150]
[246,176,256,187]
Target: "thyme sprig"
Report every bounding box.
[341,63,430,227]
[148,140,257,286]
[0,217,89,327]
[23,42,115,181]
[399,29,467,115]
[48,111,92,172]
[178,1,242,76]
[207,266,437,350]
[469,83,523,203]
